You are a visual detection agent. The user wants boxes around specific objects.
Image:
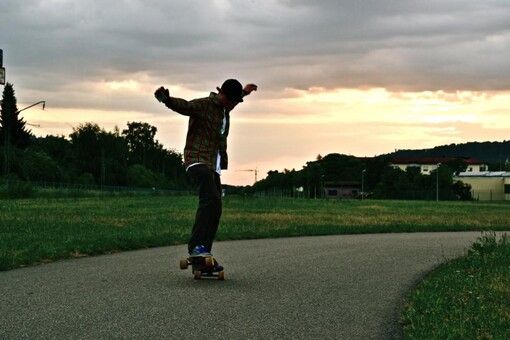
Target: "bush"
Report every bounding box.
[19,149,62,182]
[452,180,473,201]
[127,164,158,188]
[76,172,95,185]
[7,180,35,199]
[468,231,509,257]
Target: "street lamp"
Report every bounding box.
[16,101,46,114]
[436,163,441,202]
[361,169,366,200]
[320,174,325,199]
[3,100,46,177]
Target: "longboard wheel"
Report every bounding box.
[179,259,188,270]
[204,256,213,267]
[193,270,202,280]
[218,271,225,281]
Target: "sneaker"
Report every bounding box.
[212,258,224,272]
[189,245,211,257]
[203,258,223,273]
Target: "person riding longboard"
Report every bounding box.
[155,79,257,274]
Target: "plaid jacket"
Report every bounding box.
[164,92,231,171]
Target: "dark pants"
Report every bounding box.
[187,164,222,254]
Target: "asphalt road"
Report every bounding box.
[0,232,488,339]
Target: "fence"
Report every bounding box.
[0,179,193,197]
[249,188,509,202]
[470,189,509,201]
[2,179,508,202]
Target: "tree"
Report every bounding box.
[0,83,32,149]
[122,122,159,168]
[302,160,324,198]
[19,148,61,182]
[97,126,129,186]
[320,153,364,182]
[363,156,390,192]
[69,123,102,180]
[32,135,76,182]
[374,167,411,199]
[69,123,129,185]
[127,164,162,188]
[444,158,468,174]
[0,83,32,177]
[158,147,187,188]
[121,121,186,187]
[452,181,472,200]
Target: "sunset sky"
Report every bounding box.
[1,0,509,185]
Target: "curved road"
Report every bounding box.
[0,232,488,339]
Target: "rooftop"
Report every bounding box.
[454,171,510,177]
[391,156,485,165]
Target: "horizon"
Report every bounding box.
[1,0,509,185]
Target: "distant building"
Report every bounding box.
[454,171,510,201]
[324,181,360,199]
[390,157,487,175]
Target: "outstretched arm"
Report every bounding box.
[154,86,203,117]
[242,84,258,98]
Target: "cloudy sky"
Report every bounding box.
[1,0,509,185]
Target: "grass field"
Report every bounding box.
[1,195,509,271]
[402,232,510,339]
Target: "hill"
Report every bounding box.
[384,141,510,166]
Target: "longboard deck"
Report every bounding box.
[179,256,225,280]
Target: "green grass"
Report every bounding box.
[0,196,509,271]
[401,232,510,339]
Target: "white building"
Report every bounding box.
[390,157,487,175]
[454,171,510,201]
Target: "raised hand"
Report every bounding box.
[154,86,170,102]
[243,84,258,95]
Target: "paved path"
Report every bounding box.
[0,232,489,339]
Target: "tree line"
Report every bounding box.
[243,153,473,200]
[0,83,187,189]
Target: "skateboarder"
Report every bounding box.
[155,79,257,272]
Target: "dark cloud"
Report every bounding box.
[1,0,509,111]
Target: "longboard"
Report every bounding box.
[179,255,225,280]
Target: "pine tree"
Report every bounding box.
[0,83,32,149]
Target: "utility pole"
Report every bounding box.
[0,49,5,86]
[100,147,106,191]
[3,110,9,178]
[361,169,366,200]
[436,163,441,202]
